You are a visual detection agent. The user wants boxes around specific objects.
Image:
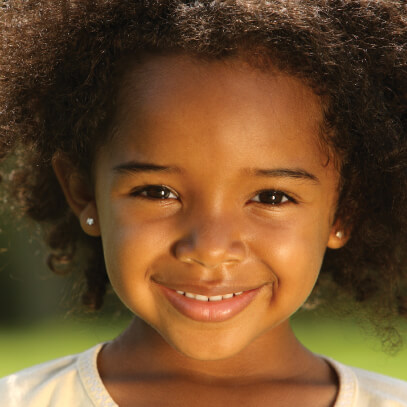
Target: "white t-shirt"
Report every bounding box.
[1,344,407,406]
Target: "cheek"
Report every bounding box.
[254,212,329,269]
[99,204,172,313]
[252,216,329,313]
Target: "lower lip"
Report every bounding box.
[157,284,263,322]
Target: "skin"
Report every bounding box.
[53,55,348,406]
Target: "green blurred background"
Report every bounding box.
[0,217,406,379]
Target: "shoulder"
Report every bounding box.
[352,366,407,405]
[327,357,407,407]
[0,344,114,407]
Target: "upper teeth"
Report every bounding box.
[176,291,244,301]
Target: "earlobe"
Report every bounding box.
[78,203,101,237]
[52,152,101,237]
[327,221,350,249]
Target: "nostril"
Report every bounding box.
[176,254,242,269]
[172,231,247,268]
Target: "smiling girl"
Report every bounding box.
[0,1,406,406]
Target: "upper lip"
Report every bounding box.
[152,280,265,296]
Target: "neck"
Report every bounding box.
[99,316,327,385]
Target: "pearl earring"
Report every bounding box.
[86,218,95,226]
[335,230,344,239]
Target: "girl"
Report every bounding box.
[0,0,406,406]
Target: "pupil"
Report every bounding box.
[148,186,169,199]
[259,191,282,204]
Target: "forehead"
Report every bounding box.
[104,54,333,177]
[118,54,324,131]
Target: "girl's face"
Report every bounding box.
[90,55,344,360]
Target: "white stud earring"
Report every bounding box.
[86,218,95,226]
[335,230,344,239]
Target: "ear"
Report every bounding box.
[327,218,350,249]
[52,152,101,237]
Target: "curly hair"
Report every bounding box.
[0,0,406,344]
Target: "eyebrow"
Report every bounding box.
[112,161,320,183]
[248,168,320,183]
[113,161,182,174]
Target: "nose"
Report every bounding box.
[173,214,247,269]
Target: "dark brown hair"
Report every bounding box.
[0,0,406,347]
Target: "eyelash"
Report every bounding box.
[130,185,297,206]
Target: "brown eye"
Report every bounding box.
[251,190,291,205]
[131,185,178,200]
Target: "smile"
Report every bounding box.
[176,290,244,301]
[157,283,264,323]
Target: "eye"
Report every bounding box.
[130,185,178,200]
[251,190,294,205]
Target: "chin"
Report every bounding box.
[165,329,252,361]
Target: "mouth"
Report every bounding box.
[154,282,265,323]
